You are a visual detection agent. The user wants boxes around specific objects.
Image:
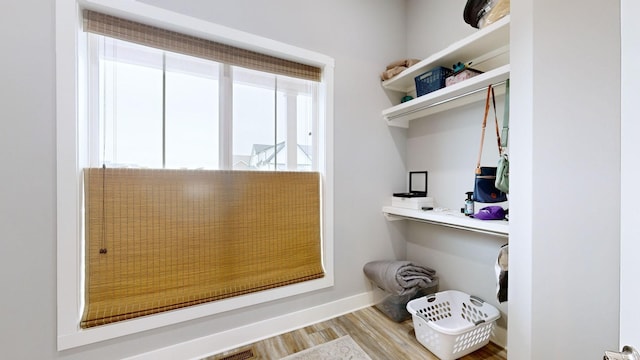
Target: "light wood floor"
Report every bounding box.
[206,306,507,360]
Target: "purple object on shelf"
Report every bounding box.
[471,206,505,220]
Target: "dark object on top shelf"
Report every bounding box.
[464,0,511,29]
[464,0,491,28]
[414,67,453,97]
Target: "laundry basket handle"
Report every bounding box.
[470,295,485,307]
[416,312,431,323]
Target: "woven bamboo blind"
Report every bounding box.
[83,10,321,82]
[81,168,324,328]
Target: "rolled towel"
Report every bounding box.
[380,59,421,81]
[363,260,437,296]
[380,66,406,81]
[385,58,421,70]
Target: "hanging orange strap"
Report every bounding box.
[475,85,502,175]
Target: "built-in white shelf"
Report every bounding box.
[382,65,510,127]
[381,15,510,93]
[380,16,511,237]
[381,15,510,127]
[382,206,508,237]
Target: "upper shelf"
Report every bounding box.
[380,16,510,127]
[381,15,511,94]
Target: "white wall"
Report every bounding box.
[0,0,57,357]
[403,0,509,347]
[620,0,640,348]
[507,0,534,355]
[406,0,475,59]
[0,1,408,359]
[510,0,621,358]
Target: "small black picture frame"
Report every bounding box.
[393,171,428,198]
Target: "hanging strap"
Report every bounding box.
[475,85,502,175]
[500,79,510,148]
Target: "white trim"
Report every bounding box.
[285,93,297,170]
[58,277,335,350]
[56,0,83,345]
[620,0,640,347]
[57,0,335,350]
[219,64,233,169]
[122,291,376,360]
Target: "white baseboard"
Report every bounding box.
[123,291,377,360]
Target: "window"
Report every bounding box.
[89,34,318,171]
[232,67,316,171]
[99,45,221,168]
[56,2,334,349]
[81,12,325,328]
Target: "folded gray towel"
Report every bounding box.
[363,260,437,296]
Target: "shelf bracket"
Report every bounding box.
[382,212,405,222]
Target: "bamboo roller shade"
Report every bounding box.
[81,168,324,328]
[83,10,322,82]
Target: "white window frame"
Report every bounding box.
[56,0,334,350]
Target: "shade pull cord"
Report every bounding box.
[100,164,108,254]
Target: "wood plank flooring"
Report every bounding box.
[206,306,507,360]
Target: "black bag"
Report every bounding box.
[474,167,507,203]
[473,85,508,203]
[464,0,491,28]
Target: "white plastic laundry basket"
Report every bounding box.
[406,290,500,360]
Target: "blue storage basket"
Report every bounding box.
[414,66,453,97]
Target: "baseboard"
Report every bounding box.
[123,291,377,360]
